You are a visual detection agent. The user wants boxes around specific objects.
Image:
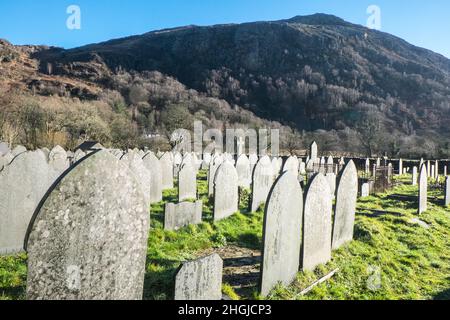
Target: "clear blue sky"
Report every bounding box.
[1,0,449,58]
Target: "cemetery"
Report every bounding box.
[0,141,449,300]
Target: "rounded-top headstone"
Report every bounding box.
[302,173,332,271]
[332,160,358,250]
[251,156,275,212]
[121,151,152,205]
[159,152,174,190]
[418,164,428,214]
[236,155,251,189]
[143,152,163,203]
[260,172,303,297]
[282,156,299,178]
[213,161,238,221]
[26,150,150,300]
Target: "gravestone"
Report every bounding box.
[251,156,275,212]
[249,153,258,173]
[72,149,86,163]
[160,152,174,190]
[431,165,435,180]
[299,162,306,175]
[178,163,197,202]
[435,160,439,179]
[325,173,336,198]
[310,141,318,162]
[445,176,450,206]
[444,166,447,177]
[398,159,403,176]
[427,161,431,177]
[418,164,428,214]
[173,152,183,177]
[412,166,418,186]
[143,153,163,203]
[208,155,223,196]
[259,172,303,297]
[327,156,333,166]
[26,150,150,300]
[120,151,152,204]
[0,150,60,254]
[12,145,27,156]
[164,201,203,231]
[361,183,370,197]
[49,145,70,173]
[332,161,358,250]
[282,156,299,178]
[0,152,14,171]
[236,155,251,189]
[302,173,332,271]
[174,254,223,300]
[213,162,238,221]
[365,159,370,174]
[271,157,282,176]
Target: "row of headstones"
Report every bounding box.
[417,164,450,214]
[172,160,359,299]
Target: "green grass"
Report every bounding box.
[1,172,449,300]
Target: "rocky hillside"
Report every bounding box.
[2,14,450,156]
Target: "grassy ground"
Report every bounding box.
[0,172,448,300]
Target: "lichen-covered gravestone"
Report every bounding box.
[178,163,197,202]
[0,150,60,255]
[418,164,428,214]
[160,152,174,190]
[251,156,275,212]
[121,151,152,205]
[332,160,358,250]
[259,172,303,297]
[213,162,238,221]
[164,200,202,231]
[174,254,223,300]
[302,173,332,271]
[236,154,251,189]
[143,153,163,203]
[26,150,150,300]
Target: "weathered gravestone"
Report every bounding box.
[160,152,174,190]
[302,173,332,271]
[174,253,223,300]
[310,141,318,162]
[0,142,10,156]
[332,160,358,250]
[11,145,27,157]
[48,145,70,173]
[361,183,370,197]
[259,172,303,297]
[282,156,299,178]
[120,151,151,205]
[418,164,428,214]
[445,176,450,206]
[251,156,275,212]
[398,159,403,176]
[26,150,150,300]
[236,154,251,189]
[0,150,60,254]
[164,201,203,231]
[325,173,336,198]
[213,162,238,221]
[327,156,334,166]
[143,153,163,203]
[178,163,197,202]
[412,166,418,186]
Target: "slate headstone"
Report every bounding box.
[26,150,150,300]
[178,163,197,202]
[174,254,223,300]
[332,161,358,250]
[121,151,152,204]
[251,156,275,212]
[259,172,303,297]
[143,152,163,203]
[302,173,332,271]
[213,162,238,221]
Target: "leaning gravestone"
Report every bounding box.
[251,156,275,212]
[48,145,70,173]
[445,176,450,206]
[418,164,428,214]
[160,152,174,190]
[0,150,60,254]
[26,150,150,300]
[178,163,197,202]
[260,172,303,297]
[236,155,251,189]
[302,173,332,271]
[164,201,203,231]
[332,161,358,250]
[174,254,223,300]
[121,151,152,205]
[213,162,238,221]
[143,153,163,203]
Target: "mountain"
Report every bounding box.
[2,14,450,156]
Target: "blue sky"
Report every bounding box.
[1,0,449,58]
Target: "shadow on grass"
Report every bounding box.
[143,258,180,300]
